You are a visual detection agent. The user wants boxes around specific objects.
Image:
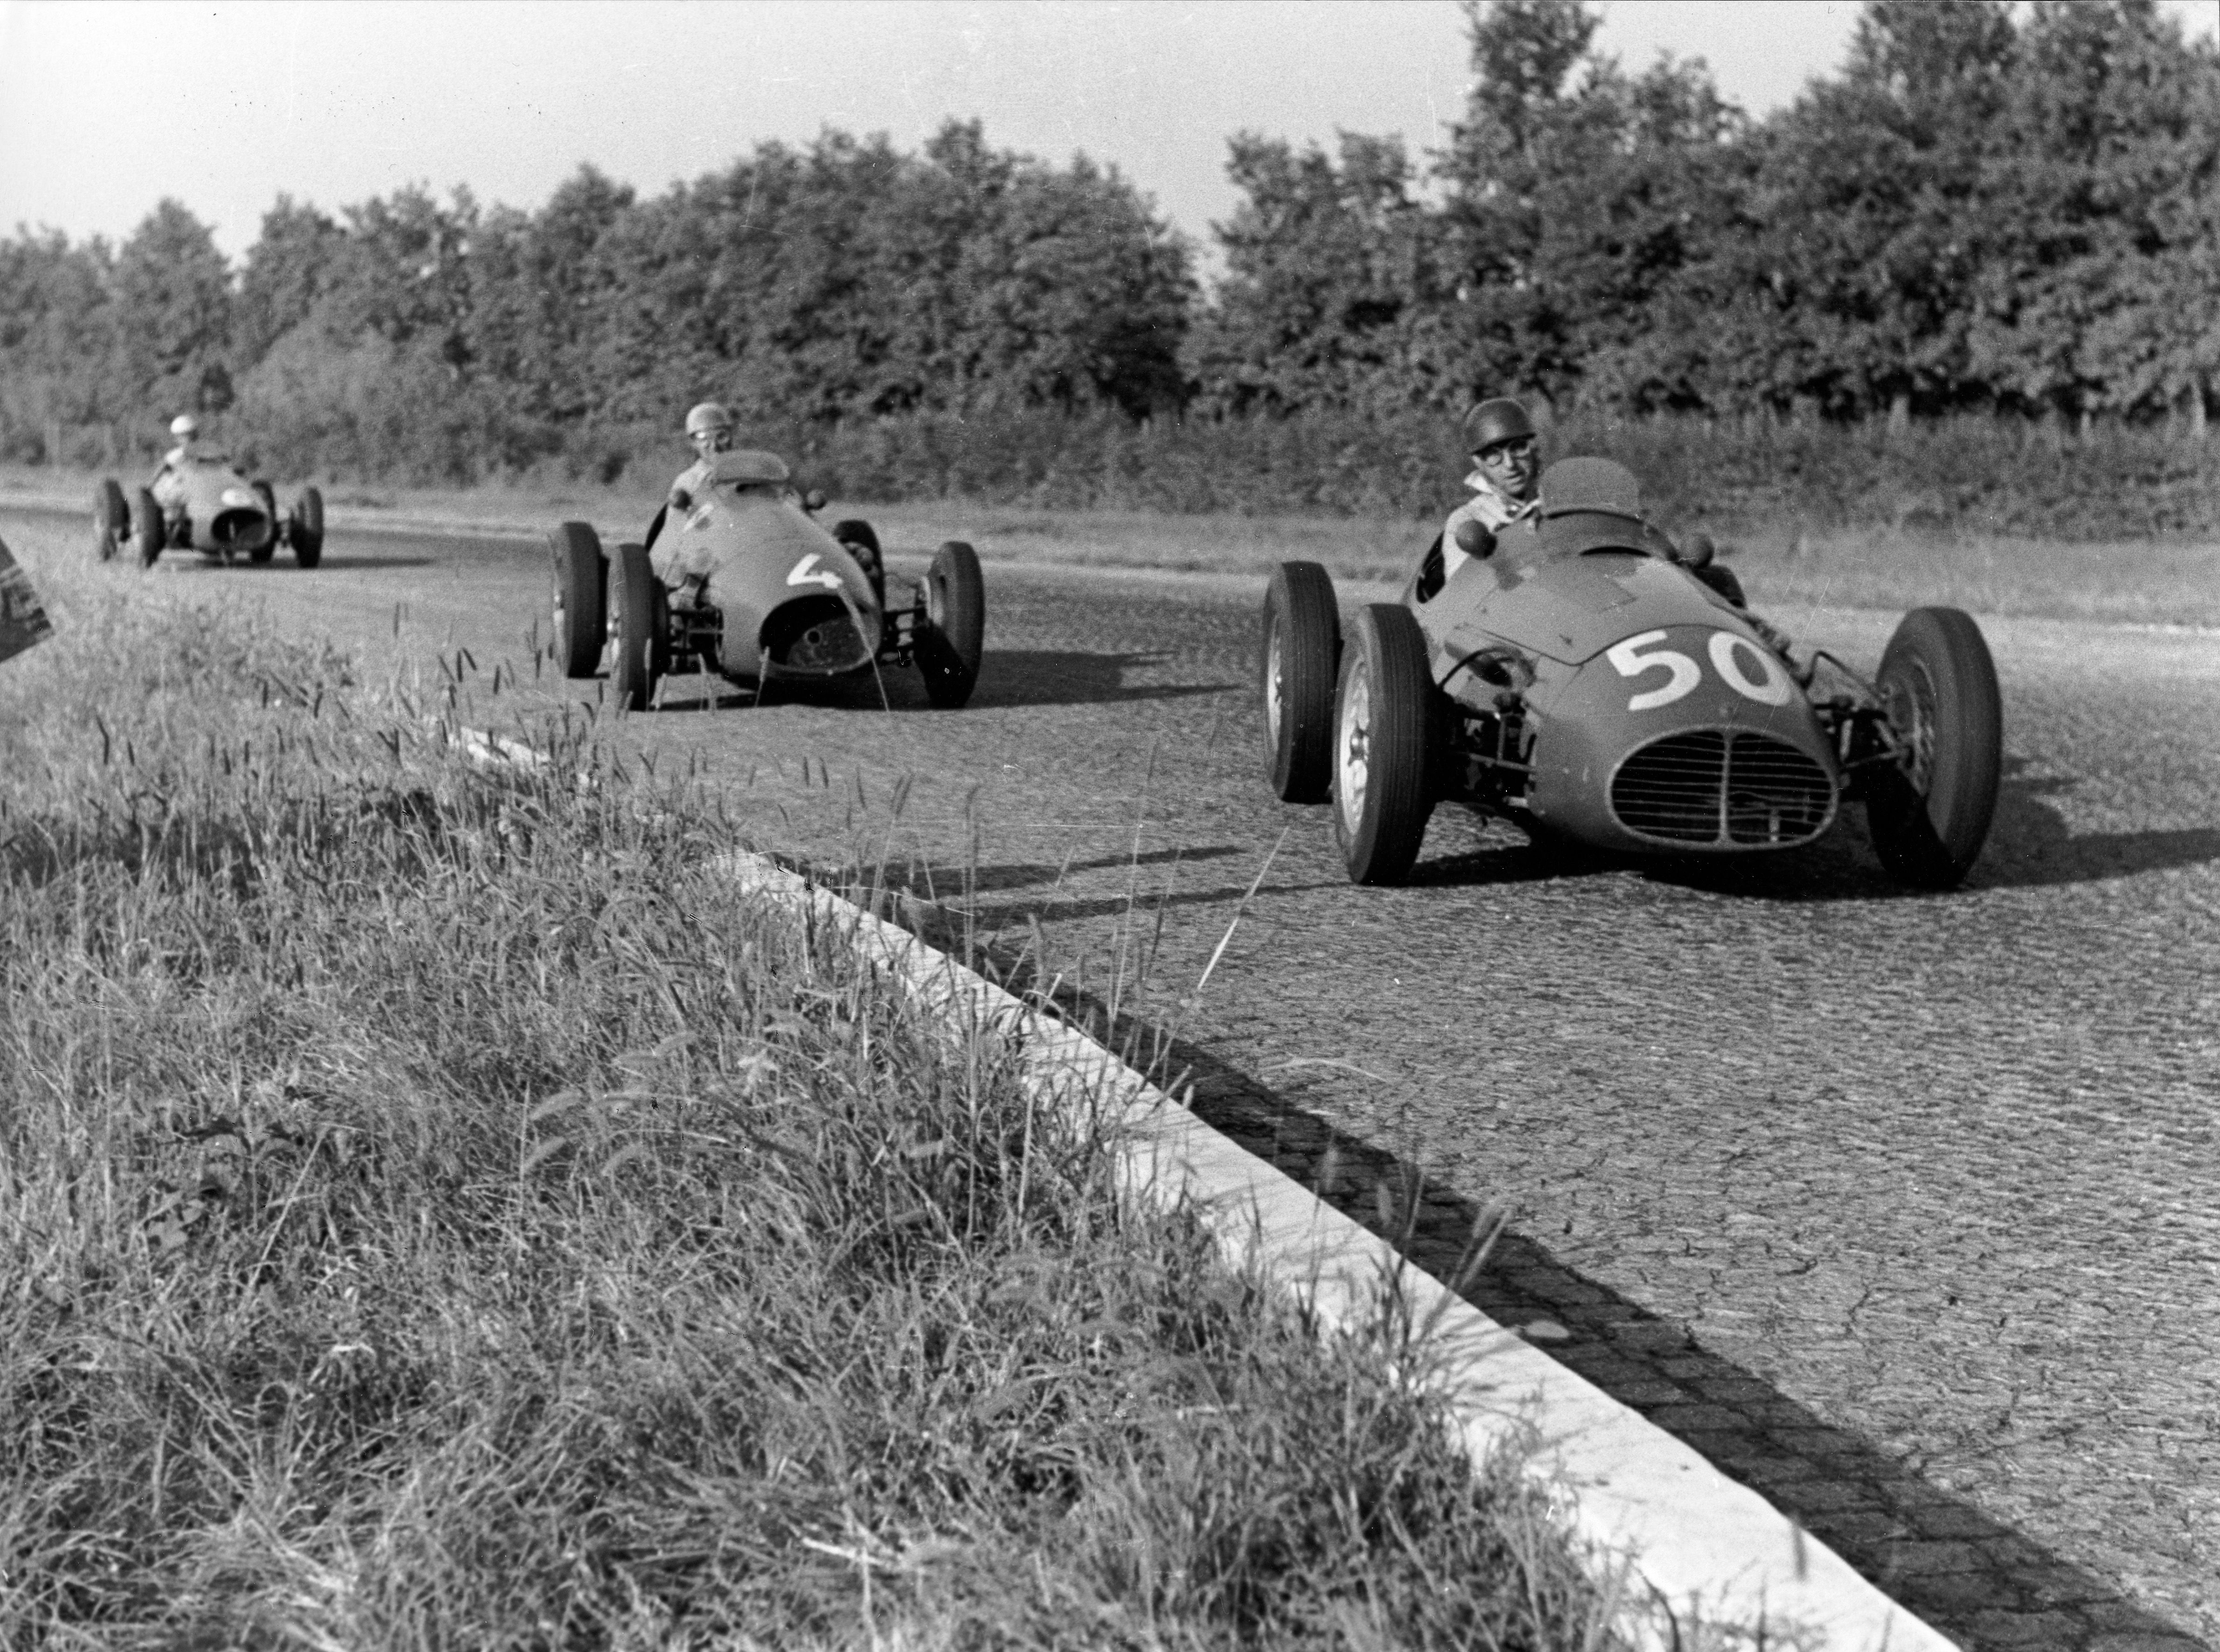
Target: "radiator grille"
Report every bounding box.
[1610,729,1834,847]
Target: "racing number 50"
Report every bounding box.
[1606,628,1793,712]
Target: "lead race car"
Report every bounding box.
[548,448,985,711]
[1262,457,2002,890]
[93,455,324,570]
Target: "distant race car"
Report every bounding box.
[548,448,985,711]
[1261,456,2002,890]
[93,456,325,570]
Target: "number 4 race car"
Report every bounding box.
[1262,457,2003,890]
[548,448,985,711]
[93,457,325,570]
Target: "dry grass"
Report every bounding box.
[0,536,1644,1649]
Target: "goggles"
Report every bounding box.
[1474,436,1537,462]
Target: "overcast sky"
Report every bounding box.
[2,0,2214,265]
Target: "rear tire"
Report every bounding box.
[550,521,605,678]
[290,486,324,569]
[94,478,126,561]
[250,481,278,564]
[917,539,985,708]
[1332,604,1436,885]
[1261,561,1340,802]
[131,487,164,567]
[609,541,663,712]
[1865,606,2002,889]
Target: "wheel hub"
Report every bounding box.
[1337,664,1373,826]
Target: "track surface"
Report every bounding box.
[19,511,2219,1649]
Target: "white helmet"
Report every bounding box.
[684,401,732,438]
[170,414,199,439]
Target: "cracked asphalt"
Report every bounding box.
[16,507,2216,1651]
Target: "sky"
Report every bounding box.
[1,0,2215,266]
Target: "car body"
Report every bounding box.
[1262,456,2001,888]
[550,448,985,711]
[93,457,324,569]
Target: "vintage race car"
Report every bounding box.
[548,448,985,710]
[1262,457,2002,890]
[93,456,324,570]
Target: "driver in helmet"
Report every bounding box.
[667,401,735,514]
[658,401,737,608]
[151,414,201,518]
[1414,397,1542,601]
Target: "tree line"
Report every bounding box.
[2,0,2215,502]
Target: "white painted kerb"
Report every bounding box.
[722,853,1954,1652]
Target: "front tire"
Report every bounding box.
[1261,561,1340,802]
[1332,604,1436,885]
[290,486,325,569]
[608,541,663,712]
[131,487,164,567]
[550,521,606,678]
[917,539,985,708]
[1865,606,2002,889]
[94,478,126,561]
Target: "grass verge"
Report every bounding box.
[0,538,1636,1649]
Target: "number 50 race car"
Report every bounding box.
[93,457,324,569]
[549,449,985,711]
[1262,457,2002,890]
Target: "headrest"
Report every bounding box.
[1538,456,1642,522]
[708,449,791,486]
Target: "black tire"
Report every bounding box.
[131,487,164,568]
[608,541,663,712]
[550,521,605,679]
[834,518,885,608]
[1865,606,2002,889]
[94,478,126,561]
[1261,560,1341,802]
[290,486,325,569]
[1331,604,1436,885]
[250,481,278,564]
[917,539,985,708]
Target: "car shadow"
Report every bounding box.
[884,925,2210,1652]
[966,650,1239,710]
[652,649,1239,713]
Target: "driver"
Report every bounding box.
[1412,398,1544,601]
[658,401,736,608]
[151,414,201,518]
[1443,397,1542,579]
[667,401,735,514]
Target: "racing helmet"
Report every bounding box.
[1461,397,1535,455]
[685,401,733,439]
[169,414,199,440]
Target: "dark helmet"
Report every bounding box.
[1461,397,1536,454]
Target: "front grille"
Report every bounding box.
[1610,729,1834,847]
[212,507,265,547]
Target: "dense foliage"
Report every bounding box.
[2,0,2215,506]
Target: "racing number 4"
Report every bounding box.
[786,553,844,591]
[1607,628,1793,712]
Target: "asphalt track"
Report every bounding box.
[16,507,2219,1650]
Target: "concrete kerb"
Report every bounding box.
[442,717,1956,1652]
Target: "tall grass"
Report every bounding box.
[0,546,1633,1648]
